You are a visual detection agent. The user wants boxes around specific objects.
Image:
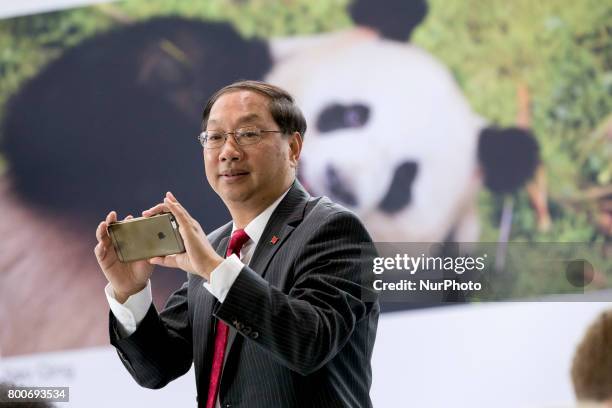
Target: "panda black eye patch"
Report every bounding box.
[316,103,370,133]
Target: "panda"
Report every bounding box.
[0,0,537,355]
[268,27,539,243]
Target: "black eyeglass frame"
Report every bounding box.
[197,127,283,149]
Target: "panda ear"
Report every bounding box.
[348,0,428,41]
[478,126,540,194]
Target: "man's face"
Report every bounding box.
[204,90,300,208]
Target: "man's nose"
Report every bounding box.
[218,135,243,161]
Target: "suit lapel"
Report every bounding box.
[247,180,311,278]
[219,180,311,395]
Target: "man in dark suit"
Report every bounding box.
[94,80,379,407]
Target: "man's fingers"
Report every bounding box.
[94,242,106,260]
[166,191,179,203]
[165,192,189,214]
[164,194,194,231]
[96,221,105,242]
[98,210,119,243]
[96,220,113,244]
[164,198,191,233]
[148,255,178,269]
[142,203,169,217]
[96,211,119,257]
[106,211,117,224]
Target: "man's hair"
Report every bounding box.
[201,80,307,138]
[571,310,612,402]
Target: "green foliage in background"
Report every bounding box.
[0,0,351,174]
[0,0,609,256]
[411,0,611,246]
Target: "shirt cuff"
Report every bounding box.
[203,254,243,302]
[105,280,152,337]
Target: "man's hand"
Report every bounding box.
[143,191,223,280]
[94,211,154,303]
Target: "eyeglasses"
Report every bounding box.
[198,127,282,149]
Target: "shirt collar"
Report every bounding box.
[231,186,291,246]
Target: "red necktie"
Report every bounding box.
[205,229,250,408]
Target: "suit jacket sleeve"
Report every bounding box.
[109,280,193,388]
[214,210,377,376]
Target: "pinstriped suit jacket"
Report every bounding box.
[110,180,379,407]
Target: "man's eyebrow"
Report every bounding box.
[206,113,263,129]
[236,113,263,124]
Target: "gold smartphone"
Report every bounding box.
[108,212,185,262]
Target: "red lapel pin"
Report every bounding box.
[270,235,279,245]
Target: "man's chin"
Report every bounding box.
[220,187,253,204]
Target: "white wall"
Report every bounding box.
[1,301,609,407]
[371,301,610,408]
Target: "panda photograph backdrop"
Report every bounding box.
[0,0,610,389]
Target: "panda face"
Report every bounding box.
[267,33,485,242]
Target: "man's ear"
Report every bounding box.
[288,132,303,169]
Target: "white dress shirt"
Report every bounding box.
[105,187,291,337]
[105,188,290,407]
